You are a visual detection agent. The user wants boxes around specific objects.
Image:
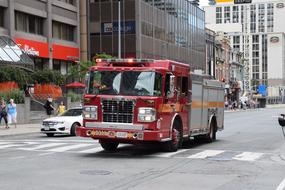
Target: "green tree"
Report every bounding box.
[31,70,64,85]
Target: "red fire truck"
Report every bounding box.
[76,59,224,152]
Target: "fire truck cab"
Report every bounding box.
[76,59,224,152]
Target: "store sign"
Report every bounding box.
[15,38,49,58]
[102,21,136,35]
[234,0,252,4]
[270,36,279,43]
[52,44,79,61]
[276,3,284,8]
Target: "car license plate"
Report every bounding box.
[44,126,50,131]
[116,132,127,138]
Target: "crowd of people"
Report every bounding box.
[1,97,66,129]
[225,98,259,110]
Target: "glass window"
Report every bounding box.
[224,6,230,23]
[15,11,43,35]
[0,7,4,27]
[232,6,239,23]
[88,71,162,96]
[59,0,75,5]
[181,77,188,96]
[52,21,75,42]
[216,7,222,24]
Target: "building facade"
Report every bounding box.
[206,28,216,76]
[204,0,285,91]
[89,0,206,71]
[0,0,80,74]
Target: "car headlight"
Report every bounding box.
[138,107,156,122]
[83,106,98,120]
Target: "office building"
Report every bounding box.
[204,0,285,90]
[89,0,206,71]
[0,0,80,74]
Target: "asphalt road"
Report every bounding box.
[1,108,285,190]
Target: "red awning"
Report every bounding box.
[65,82,85,88]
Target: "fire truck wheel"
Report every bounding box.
[100,140,119,151]
[163,120,182,152]
[205,121,216,143]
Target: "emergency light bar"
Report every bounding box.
[95,58,154,63]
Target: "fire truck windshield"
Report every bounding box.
[87,71,162,96]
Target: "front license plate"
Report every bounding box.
[44,126,50,131]
[116,132,127,138]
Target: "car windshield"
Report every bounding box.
[87,71,162,96]
[60,109,82,116]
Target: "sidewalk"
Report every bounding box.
[0,123,40,137]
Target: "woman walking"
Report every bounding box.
[0,98,9,129]
[7,99,17,128]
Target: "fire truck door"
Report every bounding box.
[189,81,203,132]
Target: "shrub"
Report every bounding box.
[31,70,64,86]
[67,92,82,102]
[0,89,24,104]
[0,66,32,89]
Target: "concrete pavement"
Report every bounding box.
[0,123,40,137]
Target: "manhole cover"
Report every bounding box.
[80,170,112,176]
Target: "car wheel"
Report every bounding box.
[46,133,54,137]
[70,123,79,136]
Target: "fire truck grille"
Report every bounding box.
[102,100,134,123]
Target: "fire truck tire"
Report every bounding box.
[205,121,216,143]
[163,120,182,152]
[100,140,119,151]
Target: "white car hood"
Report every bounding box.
[43,116,82,123]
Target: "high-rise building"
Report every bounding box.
[0,0,80,74]
[204,0,285,91]
[88,0,206,71]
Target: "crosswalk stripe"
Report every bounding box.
[47,144,93,152]
[78,147,103,154]
[233,152,264,161]
[18,143,67,151]
[0,144,25,149]
[155,149,189,158]
[187,150,225,159]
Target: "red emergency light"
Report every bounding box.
[95,58,154,67]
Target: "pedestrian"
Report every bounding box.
[0,98,9,129]
[44,97,55,117]
[7,99,17,128]
[57,101,65,115]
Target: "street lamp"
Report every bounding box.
[118,0,121,59]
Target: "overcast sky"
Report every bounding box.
[200,0,209,8]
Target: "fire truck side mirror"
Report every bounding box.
[167,75,175,98]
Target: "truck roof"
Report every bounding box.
[91,59,190,74]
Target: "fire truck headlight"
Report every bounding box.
[83,106,98,120]
[138,108,156,122]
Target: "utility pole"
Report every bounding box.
[118,0,121,59]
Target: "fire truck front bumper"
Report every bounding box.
[76,125,167,142]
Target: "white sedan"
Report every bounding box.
[41,107,83,137]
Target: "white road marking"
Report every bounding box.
[276,177,285,190]
[47,144,93,152]
[78,147,103,154]
[187,150,225,159]
[233,152,264,161]
[9,156,26,160]
[0,144,25,149]
[0,142,11,145]
[38,152,56,156]
[18,143,66,151]
[155,149,189,158]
